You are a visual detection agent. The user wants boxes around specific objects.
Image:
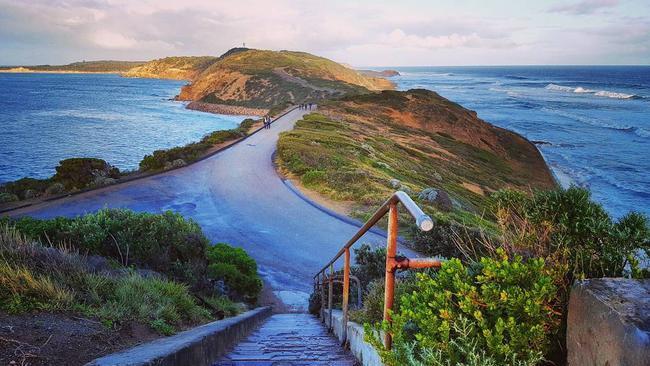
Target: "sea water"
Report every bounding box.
[0,73,246,182]
[385,66,650,218]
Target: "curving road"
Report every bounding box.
[6,107,393,310]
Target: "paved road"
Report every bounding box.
[7,107,391,310]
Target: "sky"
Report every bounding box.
[1,0,649,66]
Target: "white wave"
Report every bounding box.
[594,90,636,99]
[545,83,574,92]
[574,87,594,93]
[545,83,638,100]
[634,128,650,138]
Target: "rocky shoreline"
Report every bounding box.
[185,101,268,116]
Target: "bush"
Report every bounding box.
[410,218,486,260]
[95,274,211,335]
[7,209,210,286]
[54,158,120,190]
[139,118,255,172]
[488,186,649,281]
[1,177,51,200]
[0,192,19,203]
[370,252,558,366]
[206,243,262,302]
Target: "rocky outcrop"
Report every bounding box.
[567,278,650,366]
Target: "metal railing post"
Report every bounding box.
[328,263,334,331]
[320,272,326,322]
[341,247,351,344]
[383,201,398,350]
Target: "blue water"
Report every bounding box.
[0,73,246,182]
[386,66,650,218]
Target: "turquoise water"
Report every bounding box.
[0,73,246,182]
[387,66,650,218]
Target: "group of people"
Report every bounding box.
[263,115,272,129]
[298,103,314,110]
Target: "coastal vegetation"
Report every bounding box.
[123,56,218,80]
[277,89,554,233]
[0,60,144,73]
[314,187,648,365]
[0,208,261,362]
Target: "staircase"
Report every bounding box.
[214,313,359,365]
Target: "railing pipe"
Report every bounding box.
[328,263,334,331]
[383,201,398,349]
[341,248,351,344]
[313,191,441,350]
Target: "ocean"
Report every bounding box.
[387,66,650,218]
[0,73,246,182]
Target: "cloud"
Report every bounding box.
[549,0,620,15]
[0,0,648,66]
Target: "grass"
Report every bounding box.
[0,215,251,335]
[277,91,555,236]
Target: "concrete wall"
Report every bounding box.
[567,278,650,366]
[86,306,272,366]
[323,309,384,366]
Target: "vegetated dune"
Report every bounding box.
[0,60,145,73]
[278,89,555,213]
[176,48,395,109]
[122,56,218,80]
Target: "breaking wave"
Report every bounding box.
[545,83,640,99]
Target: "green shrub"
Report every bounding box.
[489,186,649,281]
[0,225,216,334]
[206,243,262,302]
[301,170,326,186]
[369,251,558,366]
[8,209,210,286]
[0,192,19,203]
[54,158,120,190]
[139,118,255,172]
[1,177,51,200]
[95,274,211,334]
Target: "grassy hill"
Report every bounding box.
[122,56,218,80]
[277,89,555,226]
[177,49,394,109]
[0,60,145,73]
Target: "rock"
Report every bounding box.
[164,159,187,170]
[418,188,439,202]
[433,172,443,182]
[171,159,186,168]
[567,278,650,366]
[389,179,401,189]
[419,188,453,211]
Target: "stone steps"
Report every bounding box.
[214,313,359,366]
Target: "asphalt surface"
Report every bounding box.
[7,107,392,310]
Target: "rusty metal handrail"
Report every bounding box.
[313,274,363,310]
[313,190,443,349]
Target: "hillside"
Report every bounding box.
[122,56,218,80]
[277,89,555,223]
[177,49,394,109]
[0,60,144,73]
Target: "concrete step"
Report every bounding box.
[214,313,359,366]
